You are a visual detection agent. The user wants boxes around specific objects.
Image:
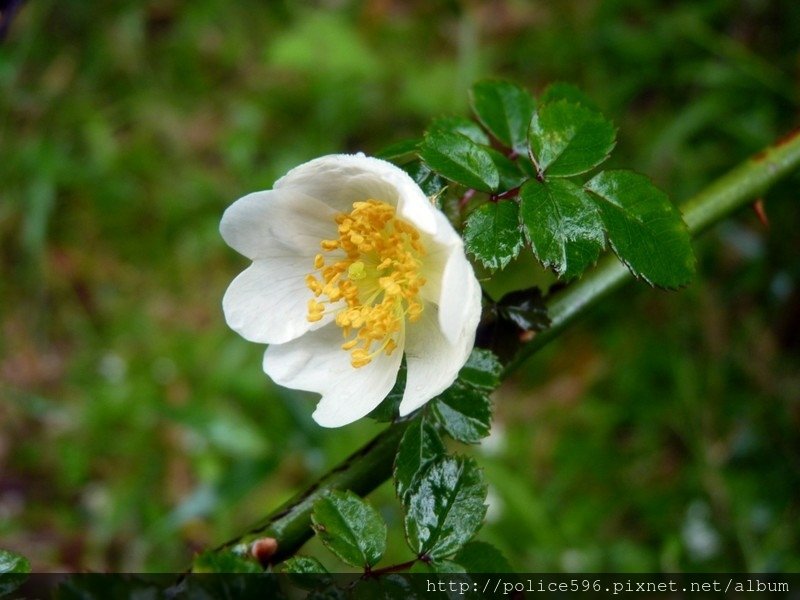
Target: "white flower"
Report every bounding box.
[221,154,482,427]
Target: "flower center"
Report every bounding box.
[306,199,426,368]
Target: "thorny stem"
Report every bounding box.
[503,126,800,375]
[205,128,800,568]
[209,421,410,565]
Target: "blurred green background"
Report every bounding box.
[1,0,799,572]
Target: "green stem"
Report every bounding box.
[504,127,800,375]
[211,420,409,564]
[208,129,800,566]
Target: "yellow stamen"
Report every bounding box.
[320,240,339,251]
[305,199,427,368]
[307,299,325,322]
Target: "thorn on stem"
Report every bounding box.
[752,199,769,228]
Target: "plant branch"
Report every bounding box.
[207,129,800,566]
[210,420,409,565]
[503,127,800,375]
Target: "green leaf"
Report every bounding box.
[430,349,501,443]
[585,170,696,288]
[519,178,605,278]
[0,550,29,575]
[528,99,616,177]
[0,548,30,597]
[429,116,490,145]
[192,549,263,573]
[429,560,468,574]
[375,138,420,163]
[454,541,514,573]
[540,82,599,112]
[496,287,551,334]
[311,490,387,568]
[483,289,551,364]
[283,555,330,574]
[419,130,499,192]
[431,382,492,443]
[458,348,503,390]
[463,201,524,271]
[283,556,332,591]
[470,80,536,152]
[517,155,539,179]
[485,148,527,191]
[404,456,487,559]
[401,162,447,199]
[395,417,446,501]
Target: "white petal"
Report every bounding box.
[426,202,467,247]
[223,258,328,345]
[275,154,439,235]
[416,209,479,344]
[435,244,480,344]
[221,189,338,260]
[263,324,404,427]
[398,278,482,417]
[406,207,477,348]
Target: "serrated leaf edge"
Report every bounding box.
[529,99,618,178]
[414,456,488,558]
[311,491,386,568]
[464,201,524,271]
[584,170,696,290]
